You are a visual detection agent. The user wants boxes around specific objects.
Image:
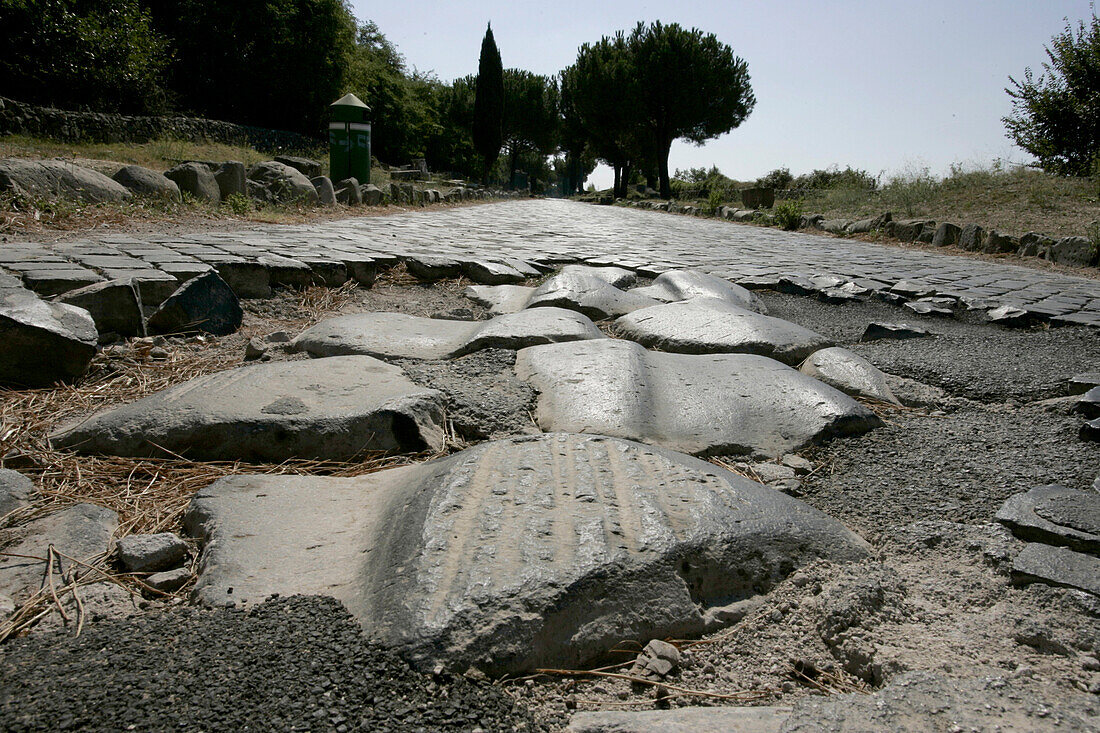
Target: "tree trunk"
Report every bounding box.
[658,138,673,199]
[619,163,632,198]
[613,165,621,197]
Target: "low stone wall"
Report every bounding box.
[0,97,317,153]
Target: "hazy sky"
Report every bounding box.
[350,1,1096,188]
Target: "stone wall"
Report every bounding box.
[0,97,317,153]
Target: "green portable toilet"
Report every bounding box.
[329,93,371,184]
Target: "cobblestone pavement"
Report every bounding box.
[4,199,1099,325]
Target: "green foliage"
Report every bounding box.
[628,22,755,198]
[703,188,724,215]
[221,192,253,215]
[1004,12,1100,175]
[880,165,937,217]
[791,166,878,191]
[0,0,170,114]
[756,167,793,190]
[501,69,559,186]
[473,23,505,181]
[146,0,357,134]
[772,199,802,230]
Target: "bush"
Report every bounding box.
[756,167,793,190]
[792,166,878,191]
[771,199,802,230]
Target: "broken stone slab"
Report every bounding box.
[146,567,191,593]
[0,468,34,517]
[628,639,682,680]
[860,322,930,341]
[0,288,98,387]
[247,161,318,205]
[614,298,832,366]
[57,278,145,339]
[406,255,464,280]
[904,299,953,317]
[799,347,900,405]
[464,284,537,314]
[462,260,525,285]
[1067,373,1100,395]
[996,485,1099,554]
[214,161,246,199]
[1074,386,1100,419]
[184,433,869,675]
[116,533,189,573]
[49,355,445,461]
[0,158,132,203]
[776,274,817,295]
[0,503,118,608]
[527,269,659,320]
[145,271,242,336]
[565,706,790,733]
[515,340,881,458]
[629,269,765,313]
[292,308,604,361]
[1012,542,1100,596]
[1083,417,1100,442]
[987,304,1033,326]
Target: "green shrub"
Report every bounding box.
[756,167,793,190]
[772,199,802,230]
[221,192,253,215]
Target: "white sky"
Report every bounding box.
[350,0,1095,188]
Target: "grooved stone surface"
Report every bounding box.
[183,433,870,675]
[613,298,833,365]
[515,340,881,458]
[799,346,900,405]
[996,485,1100,553]
[50,356,446,460]
[292,308,604,360]
[464,284,537,314]
[630,269,766,313]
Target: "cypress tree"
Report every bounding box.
[473,23,504,183]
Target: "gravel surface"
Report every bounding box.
[0,595,541,732]
[397,349,539,442]
[760,292,1100,402]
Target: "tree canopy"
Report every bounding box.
[1004,12,1100,176]
[473,24,505,182]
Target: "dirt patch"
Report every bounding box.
[397,349,538,443]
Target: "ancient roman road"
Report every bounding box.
[5,199,1099,324]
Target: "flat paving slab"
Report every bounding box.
[4,201,1098,326]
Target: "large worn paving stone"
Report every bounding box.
[515,340,881,458]
[0,289,98,387]
[630,269,765,313]
[799,346,900,405]
[183,433,870,675]
[614,298,832,365]
[561,264,637,289]
[527,269,659,320]
[565,706,790,732]
[995,485,1100,554]
[464,284,537,314]
[0,503,118,608]
[49,356,446,461]
[293,308,604,360]
[0,158,131,203]
[1011,542,1100,596]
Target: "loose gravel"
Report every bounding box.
[0,595,541,732]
